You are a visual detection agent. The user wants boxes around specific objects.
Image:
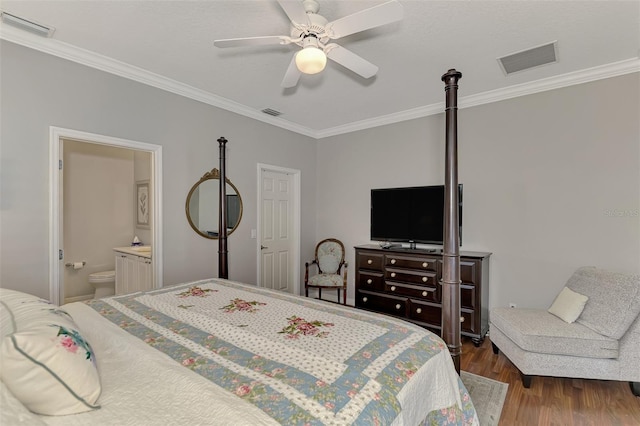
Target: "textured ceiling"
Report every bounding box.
[1,1,639,138]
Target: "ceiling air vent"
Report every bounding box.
[1,12,55,37]
[261,108,282,117]
[498,41,557,75]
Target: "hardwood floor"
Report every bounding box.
[460,337,640,425]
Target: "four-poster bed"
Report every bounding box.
[441,69,463,372]
[218,136,229,279]
[0,72,477,425]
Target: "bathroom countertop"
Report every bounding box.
[114,246,152,258]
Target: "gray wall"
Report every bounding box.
[2,40,638,312]
[317,72,640,309]
[0,40,317,299]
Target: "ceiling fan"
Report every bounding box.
[213,0,403,88]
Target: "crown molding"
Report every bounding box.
[0,26,318,138]
[3,25,638,140]
[317,57,640,138]
[459,57,640,109]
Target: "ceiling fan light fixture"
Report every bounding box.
[295,36,326,74]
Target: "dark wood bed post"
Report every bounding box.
[441,69,462,373]
[218,137,229,279]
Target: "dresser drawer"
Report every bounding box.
[386,268,437,286]
[460,259,480,286]
[439,258,481,286]
[385,255,438,272]
[408,300,475,333]
[357,271,384,291]
[356,290,407,317]
[461,308,475,334]
[357,251,384,271]
[384,282,438,302]
[461,284,475,310]
[407,300,442,328]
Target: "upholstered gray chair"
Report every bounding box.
[305,238,348,305]
[490,266,640,395]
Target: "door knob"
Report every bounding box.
[261,245,268,250]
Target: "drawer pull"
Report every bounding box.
[362,297,368,303]
[422,277,428,283]
[390,259,396,264]
[367,279,373,285]
[460,317,465,323]
[422,262,428,268]
[390,286,396,291]
[416,308,422,314]
[390,272,396,278]
[422,291,428,297]
[367,259,373,265]
[395,304,402,310]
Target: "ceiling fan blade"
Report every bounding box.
[214,36,289,48]
[277,0,310,26]
[281,54,302,88]
[325,0,403,39]
[326,44,378,79]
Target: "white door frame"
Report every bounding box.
[256,163,301,295]
[49,126,163,305]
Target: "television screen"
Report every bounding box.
[370,184,462,245]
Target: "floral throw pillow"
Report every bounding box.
[0,289,101,415]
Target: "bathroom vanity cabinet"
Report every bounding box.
[114,247,152,295]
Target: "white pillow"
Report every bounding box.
[548,286,589,323]
[0,381,47,425]
[0,289,101,415]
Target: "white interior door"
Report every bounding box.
[258,166,300,294]
[57,141,65,304]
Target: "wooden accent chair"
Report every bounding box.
[305,238,348,305]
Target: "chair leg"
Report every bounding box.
[318,288,322,301]
[521,373,532,388]
[343,288,346,305]
[305,286,309,297]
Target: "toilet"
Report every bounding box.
[89,270,116,298]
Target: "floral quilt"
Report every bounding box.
[87,279,477,425]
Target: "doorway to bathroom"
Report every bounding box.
[49,127,163,305]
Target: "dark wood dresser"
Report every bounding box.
[354,244,491,345]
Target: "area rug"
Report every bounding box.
[460,371,508,426]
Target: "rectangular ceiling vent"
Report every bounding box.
[498,41,558,75]
[1,11,55,37]
[261,108,282,117]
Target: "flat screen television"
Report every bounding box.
[370,184,462,246]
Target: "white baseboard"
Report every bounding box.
[63,294,93,304]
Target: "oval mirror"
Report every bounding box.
[185,168,243,239]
